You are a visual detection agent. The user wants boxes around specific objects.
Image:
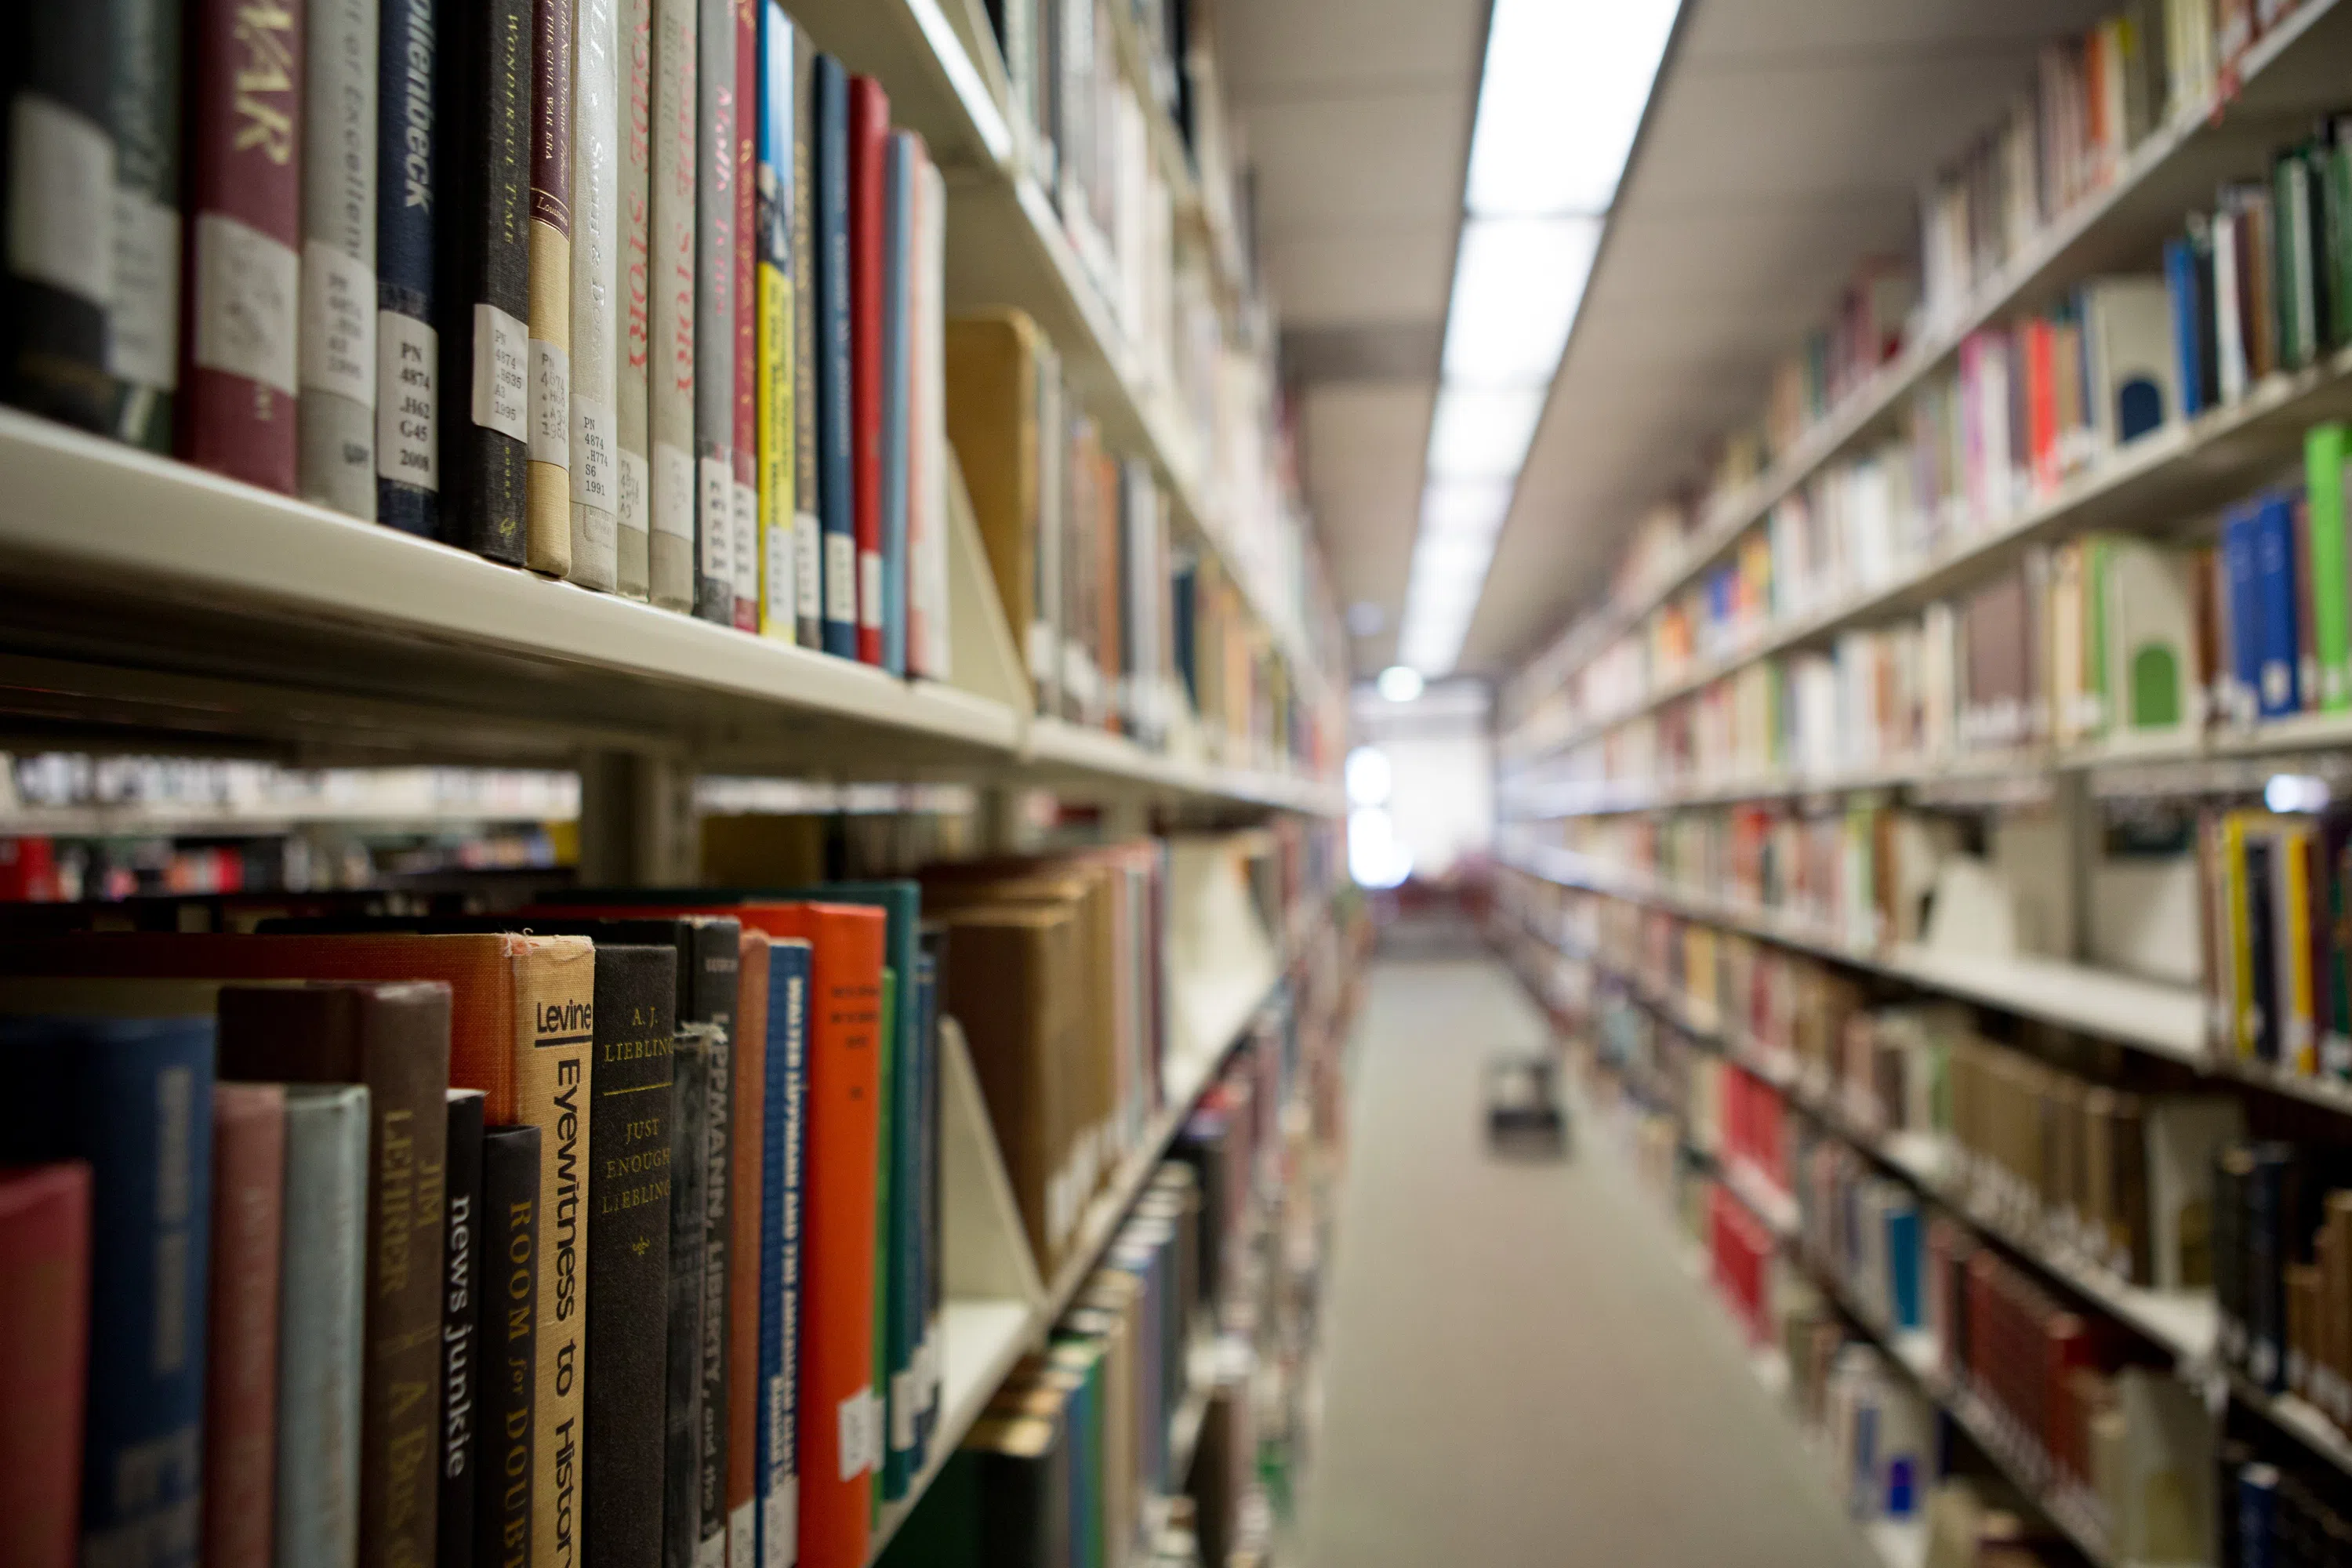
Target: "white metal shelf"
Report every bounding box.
[0,413,1339,815]
[1510,0,2352,750]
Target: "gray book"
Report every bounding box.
[277,1083,371,1568]
[692,0,737,625]
[616,0,656,601]
[649,0,699,611]
[570,0,622,590]
[299,0,382,518]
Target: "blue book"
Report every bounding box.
[2238,1461,2279,1568]
[880,132,916,678]
[2255,488,2303,717]
[813,54,857,659]
[757,937,812,1568]
[277,1084,370,1568]
[1885,1202,1921,1330]
[0,1014,216,1564]
[2224,500,2265,723]
[378,0,439,535]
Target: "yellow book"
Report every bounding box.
[2281,822,2318,1076]
[757,251,792,638]
[2225,811,2256,1060]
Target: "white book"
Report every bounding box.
[2082,277,2180,449]
[571,0,622,591]
[299,0,380,519]
[2145,1095,2245,1290]
[650,0,699,611]
[2214,201,2247,405]
[910,149,952,679]
[2102,539,2198,736]
[277,1084,372,1568]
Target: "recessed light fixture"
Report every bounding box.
[1377,665,1426,703]
[1392,0,1683,675]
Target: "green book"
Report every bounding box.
[2086,537,2111,740]
[2327,119,2352,351]
[873,965,898,1517]
[2307,423,2351,710]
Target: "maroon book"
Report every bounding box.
[0,1162,92,1568]
[201,1084,286,1568]
[848,75,889,666]
[179,0,304,493]
[731,0,760,631]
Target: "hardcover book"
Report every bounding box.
[203,1084,285,1568]
[698,1011,736,1566]
[725,929,772,1567]
[731,0,760,631]
[377,0,440,534]
[569,0,623,590]
[649,0,699,609]
[300,0,382,518]
[755,1,795,643]
[1,6,116,434]
[694,0,738,623]
[790,30,821,648]
[181,0,304,492]
[583,946,679,1568]
[662,1023,710,1568]
[0,1163,90,1568]
[848,76,890,667]
[275,1084,372,1568]
[813,53,855,657]
[527,0,577,576]
[435,0,532,564]
[880,131,914,679]
[218,981,455,1568]
[439,1088,488,1568]
[110,0,185,453]
[617,0,655,598]
[476,1124,542,1568]
[0,1013,215,1566]
[757,938,811,1568]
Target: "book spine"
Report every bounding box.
[299,0,381,517]
[568,0,620,589]
[730,0,760,631]
[698,1017,736,1566]
[616,0,653,599]
[110,0,185,452]
[524,0,575,575]
[439,1090,488,1568]
[1,6,115,435]
[814,54,854,659]
[583,946,678,1568]
[757,940,810,1568]
[913,939,942,1457]
[180,0,303,492]
[277,1085,372,1568]
[754,2,793,643]
[875,967,906,1501]
[648,0,697,609]
[476,1124,541,1568]
[724,935,768,1568]
[0,1165,92,1568]
[202,1084,287,1568]
[694,0,737,623]
[789,31,820,648]
[848,77,888,667]
[879,133,913,681]
[911,151,948,681]
[662,1027,710,1568]
[377,0,439,533]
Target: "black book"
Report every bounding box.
[583,945,678,1568]
[477,1123,542,1568]
[2248,1142,2297,1392]
[695,1014,731,1562]
[662,1025,710,1568]
[2246,836,2279,1065]
[1,3,114,432]
[439,1088,487,1568]
[379,0,440,534]
[434,0,532,563]
[914,927,946,1457]
[2216,1142,2251,1372]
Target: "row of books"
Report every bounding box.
[0,823,564,905]
[2212,1138,2352,1417]
[2198,807,2352,1083]
[0,839,1240,1568]
[2225,1432,2352,1566]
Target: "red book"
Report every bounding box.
[201,1085,287,1568]
[2026,318,2057,494]
[848,78,891,666]
[0,1163,90,1568]
[180,0,304,493]
[732,0,762,632]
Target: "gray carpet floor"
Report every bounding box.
[1294,953,1882,1568]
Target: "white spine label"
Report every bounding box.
[825,533,856,626]
[192,213,298,395]
[764,503,795,633]
[837,1388,876,1480]
[732,481,759,602]
[859,550,883,630]
[572,394,615,510]
[7,96,112,306]
[376,310,438,488]
[618,447,650,535]
[793,513,822,623]
[695,1534,727,1568]
[471,303,529,441]
[653,442,695,540]
[726,1501,754,1568]
[889,1370,916,1451]
[760,1475,798,1568]
[300,241,376,404]
[528,339,570,466]
[700,456,733,583]
[108,190,179,390]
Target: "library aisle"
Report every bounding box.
[1299,952,1876,1568]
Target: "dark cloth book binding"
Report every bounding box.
[439,1088,488,1568]
[378,0,440,534]
[662,1025,711,1568]
[476,1123,542,1568]
[1,5,116,434]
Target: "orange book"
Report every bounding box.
[0,932,596,1560]
[727,927,771,1555]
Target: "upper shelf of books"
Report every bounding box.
[1503,0,2352,759]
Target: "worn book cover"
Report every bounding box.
[299,0,381,517]
[477,1124,542,1568]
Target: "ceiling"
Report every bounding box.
[1220,0,2116,677]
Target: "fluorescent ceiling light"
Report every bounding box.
[1441,217,1602,385]
[1376,666,1425,704]
[1410,532,1498,584]
[1426,386,1547,481]
[1465,0,1681,217]
[1420,477,1515,541]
